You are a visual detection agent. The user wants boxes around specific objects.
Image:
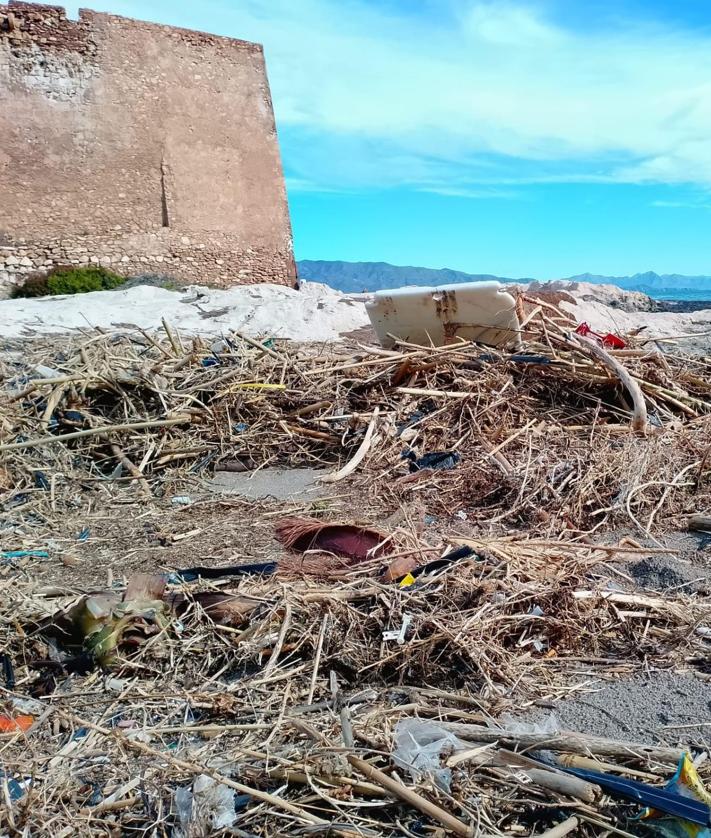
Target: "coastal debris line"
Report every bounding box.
[1,293,710,533]
[1,291,710,836]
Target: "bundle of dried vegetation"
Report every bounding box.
[1,533,710,837]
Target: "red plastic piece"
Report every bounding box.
[0,715,33,733]
[575,322,626,350]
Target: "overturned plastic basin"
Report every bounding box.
[365,281,521,349]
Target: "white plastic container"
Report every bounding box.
[365,281,521,349]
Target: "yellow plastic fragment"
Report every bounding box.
[234,383,286,390]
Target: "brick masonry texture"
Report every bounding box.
[0,2,296,297]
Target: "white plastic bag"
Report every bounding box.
[173,774,236,837]
[500,712,560,735]
[392,719,466,792]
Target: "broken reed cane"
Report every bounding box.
[347,754,472,837]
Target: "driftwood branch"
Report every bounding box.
[449,746,600,803]
[437,722,682,763]
[573,332,648,432]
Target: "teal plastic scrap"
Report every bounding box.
[2,550,50,560]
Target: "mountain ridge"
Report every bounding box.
[297,260,711,298]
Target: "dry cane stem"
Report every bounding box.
[347,754,472,837]
[536,816,579,838]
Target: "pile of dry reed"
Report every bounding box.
[1,294,710,537]
[1,534,710,837]
[2,293,711,836]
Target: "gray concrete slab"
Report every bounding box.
[209,467,330,501]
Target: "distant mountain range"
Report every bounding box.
[297,260,711,300]
[296,260,524,291]
[568,271,711,297]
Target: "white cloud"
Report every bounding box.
[252,1,711,191]
[285,177,340,193]
[83,0,711,193]
[460,2,564,46]
[652,198,711,209]
[420,185,525,199]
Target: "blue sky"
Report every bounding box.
[67,0,711,278]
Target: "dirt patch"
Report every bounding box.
[532,671,711,747]
[1,477,385,590]
[626,554,711,594]
[594,528,711,594]
[2,495,289,590]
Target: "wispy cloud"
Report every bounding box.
[652,198,711,209]
[285,177,340,194]
[81,0,711,195]
[420,186,525,199]
[258,1,711,193]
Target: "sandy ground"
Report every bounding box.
[0,281,370,342]
[1,279,710,351]
[531,671,711,747]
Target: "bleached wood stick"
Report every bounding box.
[536,816,579,838]
[321,407,380,482]
[573,333,648,433]
[437,721,682,763]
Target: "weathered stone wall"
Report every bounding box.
[0,2,296,297]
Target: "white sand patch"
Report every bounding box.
[1,278,709,352]
[0,281,370,341]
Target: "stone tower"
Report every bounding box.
[0,2,297,296]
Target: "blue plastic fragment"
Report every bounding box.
[404,450,461,472]
[2,550,50,560]
[0,770,25,802]
[87,784,104,806]
[562,765,711,826]
[63,410,86,424]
